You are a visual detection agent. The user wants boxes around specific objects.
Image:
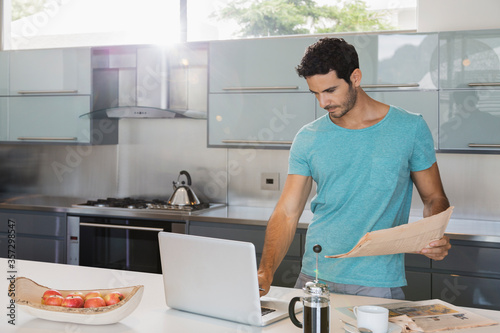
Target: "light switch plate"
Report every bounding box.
[261,172,280,191]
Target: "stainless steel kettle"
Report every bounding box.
[168,170,201,206]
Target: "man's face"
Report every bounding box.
[306,70,358,121]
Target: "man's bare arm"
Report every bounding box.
[257,174,312,296]
[411,162,451,260]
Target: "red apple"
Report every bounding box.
[84,296,106,308]
[84,291,102,301]
[44,295,64,306]
[103,291,125,306]
[41,289,62,304]
[62,295,84,308]
[68,292,85,299]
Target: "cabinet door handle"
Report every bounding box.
[468,82,500,87]
[222,139,292,144]
[468,143,500,148]
[221,86,299,91]
[80,223,165,232]
[17,137,78,141]
[360,83,420,88]
[17,90,79,94]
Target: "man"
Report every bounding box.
[257,37,450,300]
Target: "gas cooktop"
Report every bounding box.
[73,197,211,211]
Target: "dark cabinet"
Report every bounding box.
[405,240,500,310]
[0,210,67,264]
[188,221,304,287]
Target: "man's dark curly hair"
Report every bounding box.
[296,37,359,85]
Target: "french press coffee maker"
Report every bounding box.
[288,244,330,333]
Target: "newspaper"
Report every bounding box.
[326,207,454,258]
[383,299,498,332]
[337,299,498,332]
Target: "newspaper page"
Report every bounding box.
[337,299,498,332]
[384,299,498,331]
[326,207,454,258]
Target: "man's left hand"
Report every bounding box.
[419,236,451,260]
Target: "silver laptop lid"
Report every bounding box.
[158,232,264,326]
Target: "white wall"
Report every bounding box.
[418,0,500,32]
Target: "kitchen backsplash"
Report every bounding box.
[1,117,500,221]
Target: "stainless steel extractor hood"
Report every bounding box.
[87,44,208,120]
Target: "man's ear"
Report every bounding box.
[350,68,362,87]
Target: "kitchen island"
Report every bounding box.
[1,258,499,333]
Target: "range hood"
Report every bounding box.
[89,44,208,120]
[80,106,207,119]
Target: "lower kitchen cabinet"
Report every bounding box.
[187,221,304,287]
[404,253,432,301]
[0,210,67,264]
[404,271,432,301]
[405,240,500,310]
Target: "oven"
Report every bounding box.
[67,215,185,274]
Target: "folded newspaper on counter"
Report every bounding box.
[326,206,454,258]
[337,299,498,332]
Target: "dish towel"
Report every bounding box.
[390,315,424,333]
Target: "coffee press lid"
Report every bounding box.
[304,281,329,296]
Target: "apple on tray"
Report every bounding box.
[44,295,64,306]
[84,291,102,301]
[41,289,62,304]
[103,291,125,306]
[84,296,106,308]
[62,295,84,308]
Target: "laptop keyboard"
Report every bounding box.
[261,306,276,316]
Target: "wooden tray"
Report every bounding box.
[12,277,144,325]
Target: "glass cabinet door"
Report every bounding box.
[438,30,500,89]
[9,96,91,143]
[209,92,315,147]
[0,52,8,95]
[209,37,316,93]
[0,98,8,141]
[9,48,91,95]
[439,89,500,151]
[343,33,438,90]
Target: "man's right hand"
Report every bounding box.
[258,270,272,297]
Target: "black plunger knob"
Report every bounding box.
[313,244,322,253]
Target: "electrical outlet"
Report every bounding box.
[261,172,280,191]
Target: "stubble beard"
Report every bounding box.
[327,85,358,121]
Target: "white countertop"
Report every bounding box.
[2,259,500,333]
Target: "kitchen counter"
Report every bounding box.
[2,258,500,333]
[1,195,500,243]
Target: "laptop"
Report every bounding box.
[158,232,297,326]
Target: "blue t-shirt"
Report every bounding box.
[289,106,436,288]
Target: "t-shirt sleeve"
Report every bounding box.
[410,115,436,172]
[288,130,312,176]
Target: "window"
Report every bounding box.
[1,0,417,50]
[5,0,180,50]
[186,0,417,42]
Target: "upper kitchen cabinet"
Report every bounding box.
[0,52,9,95]
[439,89,500,151]
[343,33,438,90]
[209,37,316,93]
[438,29,500,89]
[209,92,315,147]
[0,98,7,141]
[8,96,96,143]
[9,48,91,96]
